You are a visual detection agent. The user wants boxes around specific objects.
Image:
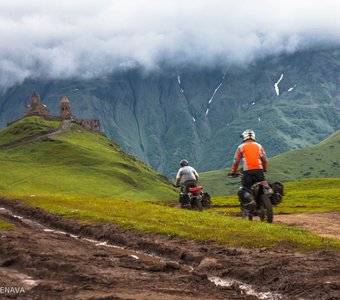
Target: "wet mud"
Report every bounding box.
[0,198,339,300]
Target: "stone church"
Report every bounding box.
[24,91,100,132]
[24,91,50,117]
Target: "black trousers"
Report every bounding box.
[242,169,266,188]
[181,180,197,194]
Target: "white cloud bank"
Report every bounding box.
[1,0,340,90]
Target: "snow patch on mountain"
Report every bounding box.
[177,75,185,93]
[208,82,223,104]
[274,74,284,96]
[288,84,297,92]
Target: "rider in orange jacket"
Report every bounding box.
[229,130,268,188]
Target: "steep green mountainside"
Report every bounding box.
[0,116,176,200]
[199,130,340,195]
[1,47,340,177]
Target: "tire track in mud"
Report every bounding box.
[0,198,339,300]
[0,205,262,300]
[0,203,264,299]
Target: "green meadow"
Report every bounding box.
[0,116,339,251]
[211,178,340,214]
[16,193,340,251]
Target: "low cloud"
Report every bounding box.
[1,0,340,90]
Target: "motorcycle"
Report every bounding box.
[175,185,211,211]
[229,173,284,223]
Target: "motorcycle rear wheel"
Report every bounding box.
[192,196,203,211]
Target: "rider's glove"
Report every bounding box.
[263,169,267,173]
[228,172,236,177]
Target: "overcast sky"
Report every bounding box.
[1,0,340,91]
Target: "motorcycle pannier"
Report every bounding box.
[270,182,284,205]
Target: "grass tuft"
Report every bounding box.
[0,220,14,231]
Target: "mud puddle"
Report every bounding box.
[209,277,283,300]
[0,198,339,299]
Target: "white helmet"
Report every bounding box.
[241,129,255,141]
[180,159,189,167]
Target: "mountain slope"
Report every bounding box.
[199,130,340,195]
[0,116,176,200]
[1,47,340,176]
[0,116,60,145]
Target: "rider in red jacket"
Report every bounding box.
[229,130,268,188]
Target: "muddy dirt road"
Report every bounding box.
[0,210,241,299]
[0,199,339,300]
[275,211,340,240]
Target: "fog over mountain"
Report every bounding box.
[1,0,340,91]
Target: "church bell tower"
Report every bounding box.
[60,96,73,120]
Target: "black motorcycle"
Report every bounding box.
[229,173,284,223]
[175,185,211,211]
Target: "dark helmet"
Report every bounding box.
[180,159,189,167]
[240,129,256,141]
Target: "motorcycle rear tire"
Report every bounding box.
[180,194,191,209]
[192,196,203,211]
[260,194,273,223]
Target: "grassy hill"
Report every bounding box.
[0,116,339,251]
[0,116,176,201]
[199,130,340,195]
[0,116,60,145]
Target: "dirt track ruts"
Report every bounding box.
[0,198,339,300]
